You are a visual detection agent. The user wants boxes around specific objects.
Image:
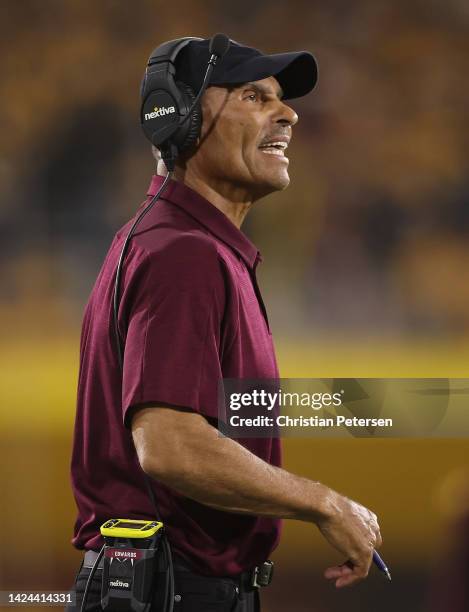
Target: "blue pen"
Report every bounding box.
[373,550,392,581]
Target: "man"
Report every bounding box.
[68,37,382,611]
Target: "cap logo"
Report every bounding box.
[144,105,176,120]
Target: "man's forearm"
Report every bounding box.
[156,435,332,522]
[134,407,334,523]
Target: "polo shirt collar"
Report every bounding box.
[147,174,261,270]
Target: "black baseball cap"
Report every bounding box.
[175,37,318,100]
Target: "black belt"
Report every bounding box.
[82,550,272,591]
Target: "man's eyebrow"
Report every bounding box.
[241,81,284,100]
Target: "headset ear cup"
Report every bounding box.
[175,82,202,153]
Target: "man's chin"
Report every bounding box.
[251,176,290,201]
[262,170,291,193]
[241,167,291,200]
[277,172,291,190]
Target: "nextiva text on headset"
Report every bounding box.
[81,33,317,612]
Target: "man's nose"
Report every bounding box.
[275,101,298,127]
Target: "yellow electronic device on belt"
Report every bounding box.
[100,518,163,539]
[98,518,166,612]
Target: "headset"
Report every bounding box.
[140,36,204,171]
[140,34,230,171]
[79,34,231,612]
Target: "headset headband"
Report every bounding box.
[147,36,203,67]
[141,37,203,101]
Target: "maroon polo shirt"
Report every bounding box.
[70,174,282,576]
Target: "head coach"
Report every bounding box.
[67,34,382,611]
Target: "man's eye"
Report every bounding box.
[245,92,258,102]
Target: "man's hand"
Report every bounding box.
[316,491,382,588]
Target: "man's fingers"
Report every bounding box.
[335,565,369,588]
[335,574,363,588]
[325,559,370,588]
[369,510,382,548]
[375,530,383,548]
[324,559,355,580]
[324,565,353,580]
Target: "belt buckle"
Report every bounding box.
[251,560,274,588]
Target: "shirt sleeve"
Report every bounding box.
[121,234,226,427]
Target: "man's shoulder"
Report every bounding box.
[124,198,215,257]
[126,229,225,295]
[143,228,220,267]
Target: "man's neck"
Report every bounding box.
[157,161,253,229]
[179,172,255,229]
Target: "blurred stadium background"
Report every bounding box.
[1,1,469,610]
